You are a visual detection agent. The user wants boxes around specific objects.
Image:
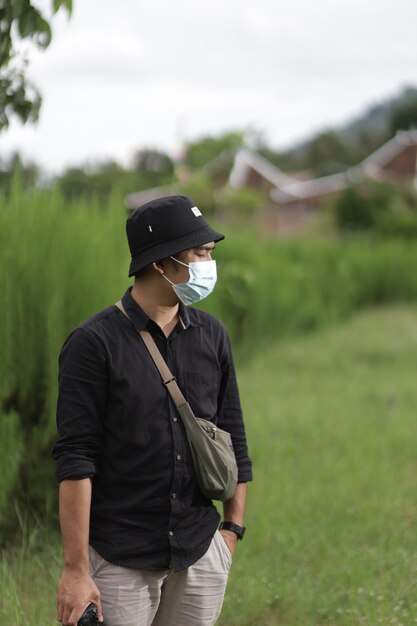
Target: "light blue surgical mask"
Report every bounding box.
[162,256,217,305]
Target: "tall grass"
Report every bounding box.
[0,507,61,625]
[0,182,128,536]
[208,232,417,351]
[1,182,417,535]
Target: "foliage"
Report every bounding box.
[178,176,265,220]
[376,207,417,239]
[0,519,61,624]
[57,162,132,202]
[203,232,417,351]
[302,130,357,174]
[184,131,244,170]
[0,180,127,539]
[331,179,417,235]
[0,412,23,517]
[333,183,381,232]
[56,156,175,202]
[0,152,40,192]
[3,183,417,536]
[132,148,174,184]
[0,0,72,131]
[216,186,266,220]
[178,172,218,215]
[389,91,417,134]
[257,129,378,178]
[256,145,300,172]
[176,164,266,220]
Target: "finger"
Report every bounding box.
[91,588,102,621]
[68,606,85,626]
[61,610,70,626]
[56,600,64,622]
[62,605,73,626]
[97,598,104,622]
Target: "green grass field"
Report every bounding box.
[222,305,417,626]
[1,306,417,626]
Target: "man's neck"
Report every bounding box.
[131,282,180,337]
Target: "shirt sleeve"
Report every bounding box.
[52,327,108,482]
[217,328,253,483]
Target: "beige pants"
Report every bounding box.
[89,531,232,626]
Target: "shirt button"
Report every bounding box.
[172,492,177,499]
[169,531,174,536]
[176,454,181,461]
[173,417,178,422]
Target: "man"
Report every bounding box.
[53,195,252,626]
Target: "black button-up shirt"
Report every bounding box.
[53,288,252,572]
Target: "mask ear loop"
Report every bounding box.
[162,257,190,288]
[170,256,190,268]
[161,273,176,287]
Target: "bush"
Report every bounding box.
[332,179,417,236]
[376,208,417,239]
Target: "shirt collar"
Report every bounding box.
[121,288,150,331]
[121,287,195,331]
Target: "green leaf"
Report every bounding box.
[11,0,29,19]
[0,33,12,66]
[53,0,73,15]
[0,0,70,133]
[17,7,52,48]
[33,11,52,48]
[17,7,36,39]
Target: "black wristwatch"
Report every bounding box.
[219,521,246,540]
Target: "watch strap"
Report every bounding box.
[219,521,246,540]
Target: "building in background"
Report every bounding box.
[125,130,417,236]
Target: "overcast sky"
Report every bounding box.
[1,0,417,174]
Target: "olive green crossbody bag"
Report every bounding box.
[115,300,238,502]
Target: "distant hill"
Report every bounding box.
[340,85,417,143]
[260,85,417,176]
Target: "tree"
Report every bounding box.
[332,179,417,235]
[0,0,72,132]
[132,149,174,187]
[57,161,132,202]
[390,93,417,134]
[303,130,357,175]
[0,151,40,191]
[56,154,176,203]
[184,132,244,170]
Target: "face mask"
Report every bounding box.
[162,257,217,305]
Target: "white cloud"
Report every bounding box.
[1,0,417,172]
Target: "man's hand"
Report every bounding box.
[219,529,238,557]
[56,566,102,626]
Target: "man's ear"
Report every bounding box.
[152,260,165,274]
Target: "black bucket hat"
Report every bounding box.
[126,195,224,276]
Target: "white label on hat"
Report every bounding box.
[191,206,202,217]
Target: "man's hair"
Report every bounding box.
[134,266,150,281]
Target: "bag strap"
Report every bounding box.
[115,300,187,409]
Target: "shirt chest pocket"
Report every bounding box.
[182,371,220,419]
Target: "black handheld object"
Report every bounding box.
[77,603,103,626]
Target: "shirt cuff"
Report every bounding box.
[237,465,253,482]
[55,454,97,482]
